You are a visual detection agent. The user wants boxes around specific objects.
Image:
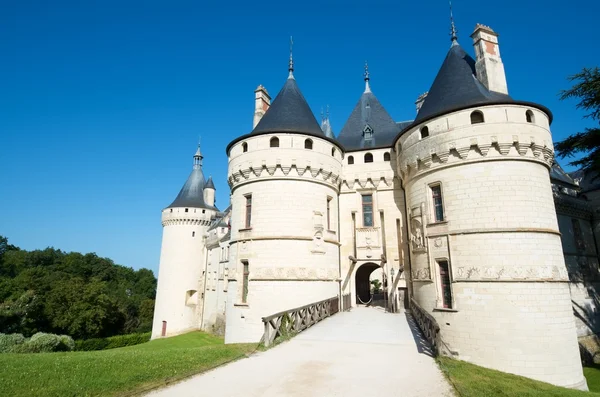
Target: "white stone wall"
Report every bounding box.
[201,226,230,334]
[151,207,216,339]
[225,133,342,343]
[395,104,586,389]
[338,148,409,308]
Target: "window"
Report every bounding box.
[383,152,391,161]
[526,110,534,123]
[470,111,484,124]
[242,260,249,303]
[304,139,313,149]
[185,208,189,213]
[327,196,332,230]
[438,260,452,308]
[363,125,373,141]
[348,156,354,165]
[362,195,373,227]
[170,209,173,213]
[270,137,279,147]
[431,185,444,222]
[242,142,248,152]
[331,148,336,157]
[192,231,195,237]
[244,194,252,228]
[364,153,373,163]
[420,126,429,139]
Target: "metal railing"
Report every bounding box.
[261,296,339,347]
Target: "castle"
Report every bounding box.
[151,23,599,390]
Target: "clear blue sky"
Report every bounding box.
[1,0,599,274]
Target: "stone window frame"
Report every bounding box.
[433,257,457,311]
[428,182,446,224]
[243,194,252,229]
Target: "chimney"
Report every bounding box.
[415,92,428,113]
[470,24,508,95]
[253,85,271,128]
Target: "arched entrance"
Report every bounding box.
[355,262,380,305]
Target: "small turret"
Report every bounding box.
[204,176,216,207]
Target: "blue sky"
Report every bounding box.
[1,0,599,274]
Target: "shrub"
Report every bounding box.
[6,332,75,353]
[0,333,25,353]
[59,335,75,351]
[75,332,150,352]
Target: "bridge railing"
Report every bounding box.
[409,297,442,356]
[261,296,339,347]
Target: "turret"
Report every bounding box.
[394,17,586,390]
[224,40,343,343]
[204,176,216,208]
[151,145,218,339]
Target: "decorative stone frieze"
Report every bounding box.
[412,267,432,281]
[162,218,212,227]
[454,265,569,282]
[250,267,339,281]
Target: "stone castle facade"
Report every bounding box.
[151,23,600,390]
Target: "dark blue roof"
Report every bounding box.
[205,176,215,189]
[251,76,323,136]
[415,42,513,123]
[338,89,400,150]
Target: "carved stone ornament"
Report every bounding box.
[410,218,426,252]
[412,267,431,281]
[455,265,569,282]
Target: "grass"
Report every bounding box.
[438,356,600,396]
[0,331,258,397]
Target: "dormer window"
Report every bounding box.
[363,125,373,141]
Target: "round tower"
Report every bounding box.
[151,145,218,339]
[394,28,586,389]
[223,55,344,343]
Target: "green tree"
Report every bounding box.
[555,67,600,175]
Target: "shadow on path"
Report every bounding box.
[405,312,435,358]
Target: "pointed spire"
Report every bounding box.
[193,143,203,169]
[449,0,458,45]
[364,61,371,93]
[288,36,294,78]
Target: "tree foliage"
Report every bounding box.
[555,67,600,175]
[0,236,156,339]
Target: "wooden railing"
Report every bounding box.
[261,296,339,347]
[409,297,442,356]
[341,293,351,311]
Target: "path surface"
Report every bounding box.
[148,307,453,397]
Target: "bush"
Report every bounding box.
[4,332,75,353]
[0,333,25,353]
[75,332,150,352]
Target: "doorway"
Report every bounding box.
[355,262,380,305]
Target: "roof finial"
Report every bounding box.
[326,104,330,119]
[194,141,203,169]
[288,36,294,78]
[364,61,371,93]
[449,0,458,45]
[320,106,324,123]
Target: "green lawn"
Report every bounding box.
[0,332,257,397]
[438,356,600,396]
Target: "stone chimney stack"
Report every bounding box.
[415,92,428,113]
[470,24,508,95]
[253,85,271,128]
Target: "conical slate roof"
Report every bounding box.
[338,87,400,150]
[251,76,323,136]
[167,148,215,210]
[205,176,215,189]
[415,42,513,123]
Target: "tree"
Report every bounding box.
[555,67,600,176]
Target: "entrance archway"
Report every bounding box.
[355,262,380,305]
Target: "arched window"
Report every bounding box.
[242,142,248,152]
[420,126,429,139]
[304,139,313,150]
[270,137,279,148]
[348,155,354,165]
[331,148,336,157]
[470,111,484,124]
[526,110,534,123]
[384,152,391,162]
[364,153,373,163]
